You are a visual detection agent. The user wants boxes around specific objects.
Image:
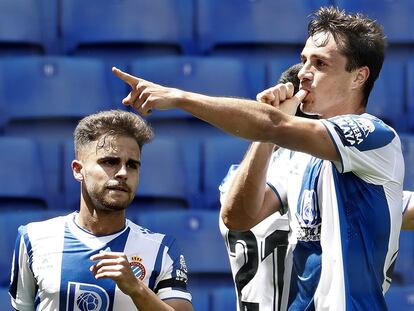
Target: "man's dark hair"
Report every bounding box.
[278,63,303,93]
[74,109,154,157]
[308,6,387,107]
[277,63,318,119]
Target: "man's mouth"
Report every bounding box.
[106,184,129,192]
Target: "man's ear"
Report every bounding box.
[352,66,370,90]
[72,160,84,182]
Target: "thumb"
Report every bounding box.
[293,89,308,103]
[112,67,140,86]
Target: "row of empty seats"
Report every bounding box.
[1,55,414,134]
[0,0,413,57]
[2,133,414,212]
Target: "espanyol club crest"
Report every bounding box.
[130,255,146,280]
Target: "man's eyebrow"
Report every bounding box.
[127,158,141,167]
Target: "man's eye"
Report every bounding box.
[104,159,117,165]
[316,59,326,67]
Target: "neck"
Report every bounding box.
[78,199,126,235]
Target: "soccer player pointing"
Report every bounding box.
[115,7,403,310]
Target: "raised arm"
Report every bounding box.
[112,67,338,162]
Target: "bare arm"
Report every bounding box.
[90,252,193,311]
[402,192,414,230]
[221,142,283,231]
[112,67,338,162]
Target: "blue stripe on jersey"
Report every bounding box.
[22,226,34,271]
[59,223,130,311]
[9,226,26,299]
[288,241,321,311]
[332,169,389,310]
[148,235,174,290]
[267,181,286,213]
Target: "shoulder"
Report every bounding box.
[126,219,178,249]
[323,113,398,151]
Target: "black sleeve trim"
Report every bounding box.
[154,279,187,293]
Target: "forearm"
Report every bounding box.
[129,281,175,311]
[221,142,276,230]
[177,91,288,143]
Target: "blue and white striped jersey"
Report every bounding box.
[267,113,404,311]
[9,212,191,311]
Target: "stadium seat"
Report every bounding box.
[407,61,414,132]
[0,56,113,140]
[0,0,57,55]
[385,285,414,310]
[266,58,302,87]
[137,210,231,274]
[0,137,48,210]
[0,287,14,311]
[61,0,194,55]
[210,286,238,311]
[129,56,266,119]
[189,288,210,311]
[400,134,414,190]
[334,0,414,44]
[196,0,330,54]
[0,210,63,287]
[366,60,407,132]
[393,231,414,285]
[202,135,250,210]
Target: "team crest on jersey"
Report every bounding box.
[335,116,375,146]
[130,255,146,280]
[67,282,109,311]
[296,189,321,241]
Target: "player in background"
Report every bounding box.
[113,6,404,310]
[9,110,194,311]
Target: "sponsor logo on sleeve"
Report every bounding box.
[335,117,375,146]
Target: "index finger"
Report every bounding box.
[294,89,308,102]
[90,251,126,261]
[112,67,140,86]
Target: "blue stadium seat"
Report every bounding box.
[366,60,407,132]
[202,135,250,210]
[210,286,237,311]
[0,137,48,210]
[129,56,266,119]
[334,0,414,44]
[266,58,302,87]
[0,210,63,287]
[393,231,414,285]
[133,138,199,210]
[61,0,194,55]
[400,134,414,190]
[0,287,14,311]
[196,0,330,54]
[137,210,231,274]
[0,0,57,55]
[385,285,414,310]
[0,56,113,140]
[407,61,414,132]
[190,288,210,311]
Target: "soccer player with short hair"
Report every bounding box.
[114,5,404,310]
[9,110,193,311]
